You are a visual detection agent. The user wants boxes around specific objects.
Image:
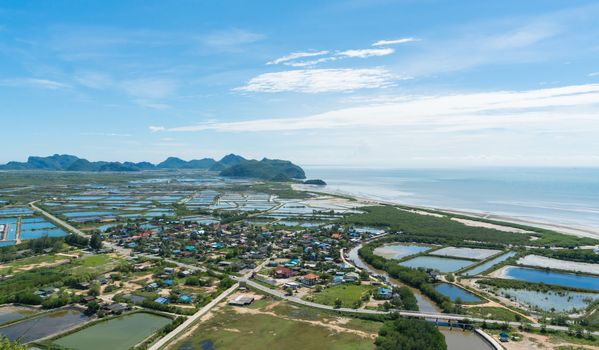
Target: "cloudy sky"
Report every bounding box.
[1,0,599,167]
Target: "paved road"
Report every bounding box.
[243,279,599,335]
[148,282,240,350]
[30,201,208,272]
[148,259,270,350]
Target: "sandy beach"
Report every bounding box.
[294,184,599,240]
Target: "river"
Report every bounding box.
[347,245,494,350]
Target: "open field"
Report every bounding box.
[306,284,375,308]
[171,296,378,350]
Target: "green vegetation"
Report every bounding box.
[174,302,377,350]
[220,158,305,180]
[359,243,456,313]
[344,206,596,247]
[530,248,599,264]
[344,206,532,245]
[467,306,522,322]
[375,318,446,350]
[249,182,312,199]
[0,337,27,350]
[306,284,375,308]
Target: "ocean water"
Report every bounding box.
[304,167,599,233]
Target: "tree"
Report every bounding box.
[334,298,342,309]
[89,282,101,297]
[0,337,27,350]
[90,233,103,250]
[375,318,446,350]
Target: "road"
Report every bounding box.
[29,201,207,272]
[29,202,599,340]
[148,259,270,350]
[243,278,599,335]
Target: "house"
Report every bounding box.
[284,258,300,267]
[154,297,170,304]
[228,295,254,306]
[146,282,159,291]
[106,303,128,314]
[81,295,96,304]
[283,281,301,290]
[499,332,510,342]
[330,233,342,239]
[35,287,58,298]
[163,279,174,286]
[76,281,91,290]
[300,273,320,286]
[377,287,393,300]
[178,294,193,303]
[274,266,295,279]
[343,272,360,283]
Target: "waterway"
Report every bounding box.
[347,245,494,350]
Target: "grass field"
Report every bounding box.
[173,298,378,350]
[306,284,374,308]
[0,254,63,273]
[466,306,522,322]
[69,254,120,274]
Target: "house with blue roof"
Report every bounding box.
[154,297,169,304]
[377,287,393,299]
[178,295,193,303]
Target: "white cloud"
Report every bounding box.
[75,72,112,89]
[267,51,329,65]
[234,68,397,93]
[201,28,264,50]
[149,126,165,132]
[589,72,599,77]
[80,132,131,137]
[372,37,418,46]
[285,57,338,67]
[0,78,69,90]
[134,100,171,110]
[173,83,599,132]
[336,48,394,58]
[121,78,177,99]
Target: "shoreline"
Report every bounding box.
[293,184,599,240]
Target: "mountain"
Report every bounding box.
[220,158,306,181]
[157,157,216,169]
[219,154,246,166]
[0,154,307,181]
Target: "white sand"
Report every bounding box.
[398,208,444,217]
[451,217,533,234]
[517,255,599,275]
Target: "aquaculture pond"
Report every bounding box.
[374,244,430,260]
[462,251,517,276]
[20,228,67,240]
[53,312,171,350]
[441,329,493,350]
[496,288,599,312]
[434,283,481,303]
[500,266,599,291]
[0,306,37,326]
[0,308,89,343]
[400,256,474,273]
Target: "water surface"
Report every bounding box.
[501,266,599,291]
[400,256,474,273]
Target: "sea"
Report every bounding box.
[304,167,599,234]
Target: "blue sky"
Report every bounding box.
[1,0,599,167]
